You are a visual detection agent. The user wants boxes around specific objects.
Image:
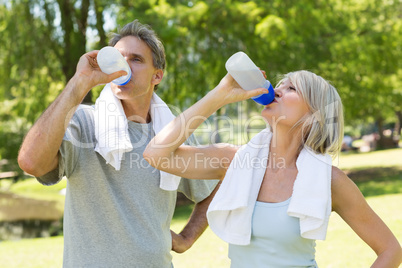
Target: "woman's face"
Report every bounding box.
[261,78,310,129]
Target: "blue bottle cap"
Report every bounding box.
[251,80,275,105]
[113,72,132,86]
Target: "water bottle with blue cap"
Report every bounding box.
[97,46,132,86]
[225,52,275,105]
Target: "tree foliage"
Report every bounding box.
[0,0,401,172]
[0,0,108,165]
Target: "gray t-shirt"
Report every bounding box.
[39,105,217,268]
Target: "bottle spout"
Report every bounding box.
[251,80,275,105]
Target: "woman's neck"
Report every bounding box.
[269,126,303,169]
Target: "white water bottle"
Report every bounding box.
[97,46,132,86]
[225,51,275,105]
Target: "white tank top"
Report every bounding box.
[229,198,318,267]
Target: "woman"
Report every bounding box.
[144,70,401,267]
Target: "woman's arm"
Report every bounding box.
[331,167,402,267]
[144,74,269,180]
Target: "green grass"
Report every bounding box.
[1,194,400,268]
[337,147,402,170]
[315,194,402,267]
[0,148,401,267]
[3,177,67,207]
[0,236,63,268]
[337,148,402,198]
[0,178,66,221]
[170,194,402,268]
[352,168,402,197]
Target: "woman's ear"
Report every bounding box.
[152,69,164,85]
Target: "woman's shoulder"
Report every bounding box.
[330,165,363,211]
[331,166,347,181]
[331,166,352,191]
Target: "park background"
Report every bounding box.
[0,0,401,267]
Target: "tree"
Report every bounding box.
[0,0,110,176]
[320,0,401,147]
[0,2,62,167]
[1,0,400,173]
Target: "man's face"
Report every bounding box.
[110,36,163,100]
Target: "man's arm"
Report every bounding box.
[18,51,126,178]
[171,181,221,253]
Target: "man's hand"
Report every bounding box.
[74,50,128,91]
[171,230,193,254]
[170,182,221,254]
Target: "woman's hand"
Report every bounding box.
[212,73,269,106]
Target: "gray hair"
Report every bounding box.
[109,20,166,90]
[279,70,344,157]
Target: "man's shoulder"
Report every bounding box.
[64,104,95,136]
[71,104,95,125]
[75,104,95,117]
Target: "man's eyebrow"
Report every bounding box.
[127,53,145,59]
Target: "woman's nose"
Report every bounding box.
[274,88,282,98]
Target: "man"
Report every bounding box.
[18,20,218,267]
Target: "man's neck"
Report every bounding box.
[121,94,153,124]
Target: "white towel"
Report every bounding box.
[94,84,132,170]
[207,128,332,245]
[94,83,181,191]
[149,93,182,191]
[288,148,332,240]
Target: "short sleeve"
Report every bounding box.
[36,107,90,185]
[178,178,219,203]
[176,133,218,202]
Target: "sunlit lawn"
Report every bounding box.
[337,147,402,169]
[1,194,400,268]
[0,236,63,268]
[171,194,402,268]
[0,148,401,267]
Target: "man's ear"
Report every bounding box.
[152,69,164,85]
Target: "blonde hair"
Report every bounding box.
[279,70,344,157]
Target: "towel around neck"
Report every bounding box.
[207,128,332,245]
[93,83,181,191]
